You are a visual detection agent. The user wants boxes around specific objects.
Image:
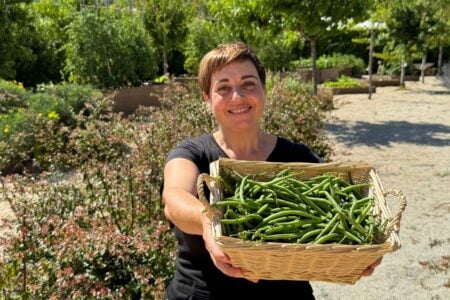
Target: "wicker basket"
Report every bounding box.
[197,158,406,284]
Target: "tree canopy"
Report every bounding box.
[0,0,449,89]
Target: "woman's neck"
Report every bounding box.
[213,128,276,161]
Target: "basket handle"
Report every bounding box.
[197,173,222,219]
[384,189,407,234]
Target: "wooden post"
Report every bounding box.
[400,55,405,88]
[311,39,317,95]
[420,52,426,83]
[368,26,375,100]
[437,45,443,76]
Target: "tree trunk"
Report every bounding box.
[437,44,443,76]
[310,39,318,95]
[420,51,426,83]
[368,27,375,100]
[163,48,169,76]
[400,56,405,88]
[162,34,169,76]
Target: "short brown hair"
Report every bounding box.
[198,42,266,95]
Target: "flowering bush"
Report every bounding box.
[264,73,333,160]
[0,82,113,174]
[0,73,332,299]
[0,160,176,299]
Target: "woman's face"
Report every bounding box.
[204,59,266,132]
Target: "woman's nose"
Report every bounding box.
[231,86,245,100]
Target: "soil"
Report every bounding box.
[311,76,450,299]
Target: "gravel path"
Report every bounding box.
[311,76,450,300]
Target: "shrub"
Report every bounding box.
[0,80,28,98]
[0,82,113,174]
[0,110,65,174]
[323,75,365,88]
[264,73,333,160]
[0,160,176,299]
[0,74,332,298]
[0,80,28,113]
[31,83,107,128]
[290,53,366,76]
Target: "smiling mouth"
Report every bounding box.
[229,106,251,114]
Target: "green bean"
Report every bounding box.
[302,177,330,196]
[298,228,322,243]
[343,231,362,244]
[239,175,249,202]
[219,169,384,245]
[314,233,341,244]
[314,214,339,241]
[256,203,269,215]
[337,211,367,236]
[320,191,342,212]
[298,193,327,216]
[266,215,299,225]
[340,183,371,197]
[221,213,263,225]
[262,209,322,225]
[259,198,305,210]
[261,233,301,241]
[212,200,257,210]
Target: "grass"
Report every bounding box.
[434,170,450,177]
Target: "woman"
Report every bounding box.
[162,42,379,299]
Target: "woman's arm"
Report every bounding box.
[162,158,204,234]
[162,157,244,278]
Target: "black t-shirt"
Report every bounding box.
[164,134,320,300]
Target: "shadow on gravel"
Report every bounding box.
[326,120,450,148]
[408,90,450,95]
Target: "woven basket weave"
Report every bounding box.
[197,158,406,284]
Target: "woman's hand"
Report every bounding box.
[201,212,244,278]
[361,257,383,276]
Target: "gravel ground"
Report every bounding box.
[311,76,450,300]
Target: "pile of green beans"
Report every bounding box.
[212,169,387,245]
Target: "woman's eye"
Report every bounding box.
[242,81,256,89]
[217,86,230,93]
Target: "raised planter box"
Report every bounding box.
[361,75,420,86]
[321,86,376,95]
[361,78,400,87]
[297,67,352,83]
[112,85,162,116]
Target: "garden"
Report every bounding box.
[0,75,333,298]
[1,0,449,299]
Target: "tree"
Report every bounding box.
[259,0,371,94]
[384,1,423,87]
[183,15,224,75]
[205,0,302,71]
[140,0,189,76]
[64,9,157,88]
[0,0,33,81]
[14,0,77,86]
[417,0,450,77]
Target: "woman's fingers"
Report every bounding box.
[214,259,244,278]
[361,265,375,276]
[361,257,383,277]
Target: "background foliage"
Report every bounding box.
[0,73,333,298]
[1,0,448,89]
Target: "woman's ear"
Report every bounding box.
[203,92,212,112]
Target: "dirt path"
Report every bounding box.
[311,76,450,299]
[0,185,16,261]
